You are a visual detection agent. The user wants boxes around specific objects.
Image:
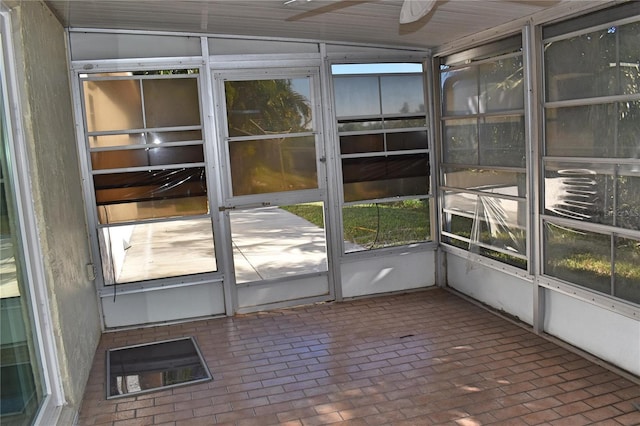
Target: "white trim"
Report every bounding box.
[442,244,533,282]
[97,274,224,297]
[542,215,640,241]
[235,271,328,289]
[319,43,344,301]
[545,93,640,108]
[235,294,333,315]
[442,50,523,70]
[341,241,437,263]
[523,21,545,332]
[68,31,107,329]
[538,275,639,320]
[71,57,204,72]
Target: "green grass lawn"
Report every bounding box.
[281,200,430,250]
[545,226,640,301]
[281,203,639,300]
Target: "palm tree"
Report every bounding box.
[225,79,311,137]
[224,79,316,195]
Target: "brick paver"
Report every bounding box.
[78,289,640,425]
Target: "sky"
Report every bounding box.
[331,63,423,75]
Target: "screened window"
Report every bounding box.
[439,36,528,269]
[223,78,318,196]
[542,7,640,305]
[81,70,217,285]
[332,64,431,252]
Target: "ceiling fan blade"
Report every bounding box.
[399,0,437,24]
[286,0,374,22]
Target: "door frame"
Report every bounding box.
[211,66,337,313]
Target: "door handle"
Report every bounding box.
[219,202,271,212]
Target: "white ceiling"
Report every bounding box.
[45,0,611,51]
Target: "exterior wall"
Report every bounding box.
[10,0,101,412]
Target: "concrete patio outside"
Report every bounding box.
[114,207,333,285]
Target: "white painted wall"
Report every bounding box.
[447,251,640,375]
[341,249,436,298]
[101,282,225,328]
[237,275,330,312]
[545,290,640,377]
[446,252,533,325]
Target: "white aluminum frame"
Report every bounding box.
[211,63,336,310]
[539,12,640,316]
[68,28,436,322]
[524,21,545,332]
[212,66,326,203]
[437,36,530,270]
[435,5,640,343]
[76,63,223,289]
[69,45,232,328]
[328,61,436,256]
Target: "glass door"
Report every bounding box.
[215,69,333,311]
[0,71,42,425]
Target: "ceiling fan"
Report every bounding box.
[284,0,438,24]
[399,0,438,24]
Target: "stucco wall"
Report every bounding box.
[10,0,101,411]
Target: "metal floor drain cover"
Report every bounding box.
[106,337,211,399]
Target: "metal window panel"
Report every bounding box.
[89,141,204,153]
[542,2,640,40]
[440,35,523,67]
[70,32,202,61]
[542,215,640,241]
[90,162,206,175]
[209,37,319,55]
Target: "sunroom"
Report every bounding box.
[1,0,639,424]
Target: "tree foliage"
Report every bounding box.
[225,79,311,137]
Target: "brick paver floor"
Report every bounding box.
[78,289,640,425]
